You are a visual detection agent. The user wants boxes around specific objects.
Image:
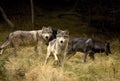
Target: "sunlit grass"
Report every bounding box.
[0,39,119,81]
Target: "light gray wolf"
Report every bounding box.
[0,26,54,56]
[67,38,111,62]
[45,29,69,67]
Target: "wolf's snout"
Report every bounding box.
[45,36,49,39]
[60,40,63,43]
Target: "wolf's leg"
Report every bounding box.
[89,53,95,61]
[54,53,58,61]
[12,42,20,57]
[37,41,44,55]
[34,45,38,54]
[39,45,43,54]
[61,50,68,68]
[61,52,67,68]
[53,52,60,65]
[0,49,4,55]
[13,46,19,57]
[44,47,51,64]
[61,45,68,68]
[14,48,17,56]
[83,52,88,63]
[66,52,76,60]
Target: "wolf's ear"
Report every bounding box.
[48,26,52,31]
[105,41,110,45]
[48,26,52,29]
[57,29,62,34]
[65,30,69,35]
[105,41,107,43]
[42,26,46,30]
[104,41,110,49]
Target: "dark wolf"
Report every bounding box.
[67,38,111,62]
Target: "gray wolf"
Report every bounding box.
[45,29,69,67]
[67,38,111,62]
[0,26,54,56]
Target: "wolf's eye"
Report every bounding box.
[42,31,45,33]
[56,34,60,37]
[48,32,52,33]
[64,36,68,38]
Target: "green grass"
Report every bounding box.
[0,11,120,81]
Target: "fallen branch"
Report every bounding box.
[57,12,82,18]
[0,6,14,28]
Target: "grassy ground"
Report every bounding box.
[0,11,120,81]
[0,39,120,81]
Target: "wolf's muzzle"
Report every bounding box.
[60,40,63,43]
[45,36,49,39]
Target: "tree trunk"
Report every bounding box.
[70,0,79,12]
[0,6,14,28]
[57,0,80,18]
[30,0,34,26]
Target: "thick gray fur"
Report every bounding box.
[45,30,69,67]
[0,26,53,56]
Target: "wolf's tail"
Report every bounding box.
[0,32,14,49]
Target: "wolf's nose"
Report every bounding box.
[46,36,48,39]
[60,41,63,43]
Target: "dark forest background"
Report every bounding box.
[0,0,120,38]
